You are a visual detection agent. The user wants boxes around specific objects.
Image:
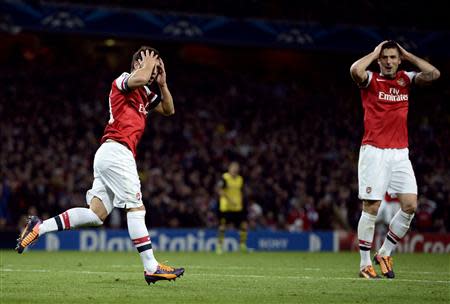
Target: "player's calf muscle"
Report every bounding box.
[90,197,108,221]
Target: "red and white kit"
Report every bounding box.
[358,70,418,200]
[86,72,158,212]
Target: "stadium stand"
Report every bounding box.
[1,33,448,233]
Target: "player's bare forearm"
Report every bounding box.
[129,66,154,87]
[350,52,377,84]
[397,45,440,85]
[154,57,173,115]
[407,54,440,85]
[350,41,387,85]
[128,50,159,89]
[156,84,175,116]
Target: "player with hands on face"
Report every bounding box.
[16,46,182,285]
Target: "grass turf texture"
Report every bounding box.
[1,251,449,304]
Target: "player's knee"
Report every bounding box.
[126,205,146,223]
[91,209,107,223]
[127,205,146,213]
[402,201,417,214]
[362,200,381,215]
[398,194,417,214]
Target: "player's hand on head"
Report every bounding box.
[139,50,159,70]
[156,58,167,86]
[373,40,389,56]
[396,43,410,60]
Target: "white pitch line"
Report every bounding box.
[1,268,50,273]
[1,268,112,275]
[110,265,262,270]
[400,271,450,275]
[188,273,450,284]
[2,268,449,284]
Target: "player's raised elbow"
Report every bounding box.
[349,64,356,76]
[166,109,175,116]
[350,65,362,81]
[417,68,441,86]
[349,65,358,80]
[432,68,441,81]
[162,107,175,116]
[350,66,368,85]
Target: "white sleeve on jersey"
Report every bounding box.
[360,71,373,88]
[115,72,131,92]
[405,71,417,83]
[144,86,158,102]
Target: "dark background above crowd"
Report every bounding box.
[39,0,449,30]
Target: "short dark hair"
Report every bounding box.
[131,46,160,71]
[380,40,401,57]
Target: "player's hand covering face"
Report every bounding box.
[137,50,159,83]
[149,64,160,84]
[156,58,167,86]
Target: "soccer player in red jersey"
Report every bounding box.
[16,47,185,284]
[350,40,440,279]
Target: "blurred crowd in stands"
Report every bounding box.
[0,34,449,233]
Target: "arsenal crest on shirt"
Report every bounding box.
[397,78,406,87]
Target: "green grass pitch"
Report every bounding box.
[1,250,449,303]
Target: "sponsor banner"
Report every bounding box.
[338,231,450,253]
[30,229,335,252]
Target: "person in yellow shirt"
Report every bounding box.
[216,161,247,253]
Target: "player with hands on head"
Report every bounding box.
[16,46,183,285]
[350,40,440,279]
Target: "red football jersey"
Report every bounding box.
[101,72,157,157]
[360,70,416,148]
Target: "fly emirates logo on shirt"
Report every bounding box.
[378,87,408,102]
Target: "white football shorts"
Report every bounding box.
[86,140,143,214]
[358,145,417,200]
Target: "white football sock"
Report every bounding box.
[378,210,414,256]
[39,208,103,236]
[127,210,158,274]
[357,211,377,269]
